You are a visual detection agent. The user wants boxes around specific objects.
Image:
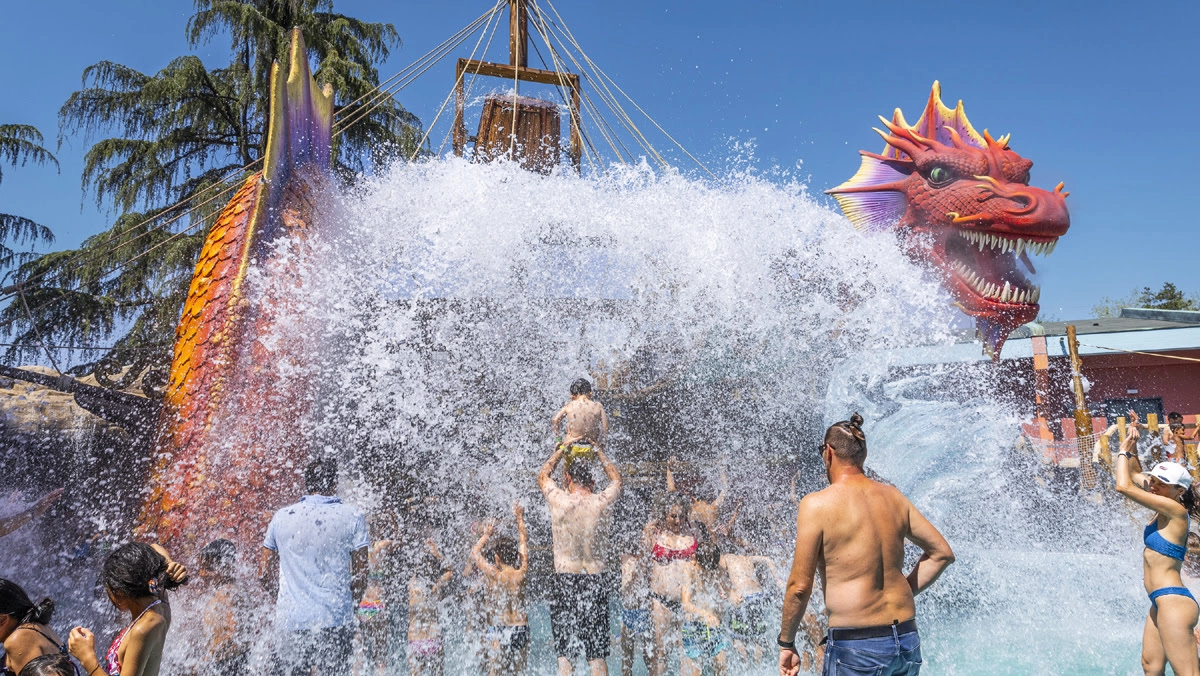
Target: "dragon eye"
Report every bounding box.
[928,166,952,186]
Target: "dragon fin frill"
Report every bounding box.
[138,28,334,552]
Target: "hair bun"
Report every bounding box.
[27,597,54,625]
[848,413,864,429]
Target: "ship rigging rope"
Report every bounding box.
[539,0,716,178]
[529,3,668,169]
[436,10,507,157]
[535,5,668,170]
[526,30,608,170]
[334,2,503,135]
[0,5,505,346]
[1077,342,1200,364]
[0,159,262,305]
[1,4,498,311]
[414,3,507,163]
[15,280,61,376]
[525,7,614,168]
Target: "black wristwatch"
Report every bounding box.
[777,637,796,650]
[1117,452,1133,459]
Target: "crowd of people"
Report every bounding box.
[0,378,974,676]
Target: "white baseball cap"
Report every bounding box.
[1149,462,1193,490]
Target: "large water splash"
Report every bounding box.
[1,157,1144,674]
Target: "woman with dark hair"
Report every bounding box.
[67,543,187,676]
[17,653,75,676]
[1116,411,1200,676]
[643,492,699,675]
[0,579,75,675]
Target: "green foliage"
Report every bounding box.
[0,125,58,271]
[3,1,421,367]
[1090,282,1199,318]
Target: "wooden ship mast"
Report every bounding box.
[453,0,582,172]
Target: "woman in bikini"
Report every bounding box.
[1115,411,1200,676]
[0,580,77,675]
[643,493,699,676]
[68,543,187,676]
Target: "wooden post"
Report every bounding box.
[1066,325,1098,491]
[569,84,582,169]
[453,59,467,157]
[1147,413,1163,464]
[509,0,528,69]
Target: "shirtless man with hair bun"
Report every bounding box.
[777,414,954,676]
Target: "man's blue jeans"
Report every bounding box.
[821,628,922,676]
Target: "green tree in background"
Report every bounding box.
[1,0,421,370]
[1091,282,1199,318]
[0,125,57,271]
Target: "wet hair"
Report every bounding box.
[659,492,691,522]
[1169,412,1184,422]
[305,457,338,495]
[0,579,53,625]
[17,653,74,676]
[566,462,596,492]
[102,543,182,600]
[1184,486,1198,515]
[492,536,519,568]
[695,542,721,571]
[824,413,867,465]
[418,554,444,581]
[570,378,592,396]
[199,538,237,575]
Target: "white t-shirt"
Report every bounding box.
[542,481,621,575]
[263,495,369,631]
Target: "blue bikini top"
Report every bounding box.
[1144,515,1189,561]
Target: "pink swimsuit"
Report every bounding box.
[105,600,161,676]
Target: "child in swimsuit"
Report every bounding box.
[407,542,452,676]
[470,503,530,676]
[68,543,187,676]
[193,539,251,676]
[0,580,79,675]
[679,542,730,676]
[358,514,404,676]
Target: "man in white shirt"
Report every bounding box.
[538,444,622,675]
[260,458,369,676]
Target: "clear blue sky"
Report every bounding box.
[1,1,1197,320]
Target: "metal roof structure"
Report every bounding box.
[860,308,1200,367]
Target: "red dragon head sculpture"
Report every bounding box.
[827,82,1070,357]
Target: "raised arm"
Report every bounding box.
[551,406,567,438]
[470,522,499,577]
[259,547,280,598]
[538,447,565,493]
[666,455,677,492]
[351,547,369,605]
[596,447,622,501]
[779,497,822,675]
[600,405,609,449]
[1115,419,1188,517]
[712,467,728,509]
[902,495,955,595]
[0,488,63,538]
[514,502,529,573]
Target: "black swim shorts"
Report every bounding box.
[548,573,610,661]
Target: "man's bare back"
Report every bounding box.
[552,396,607,448]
